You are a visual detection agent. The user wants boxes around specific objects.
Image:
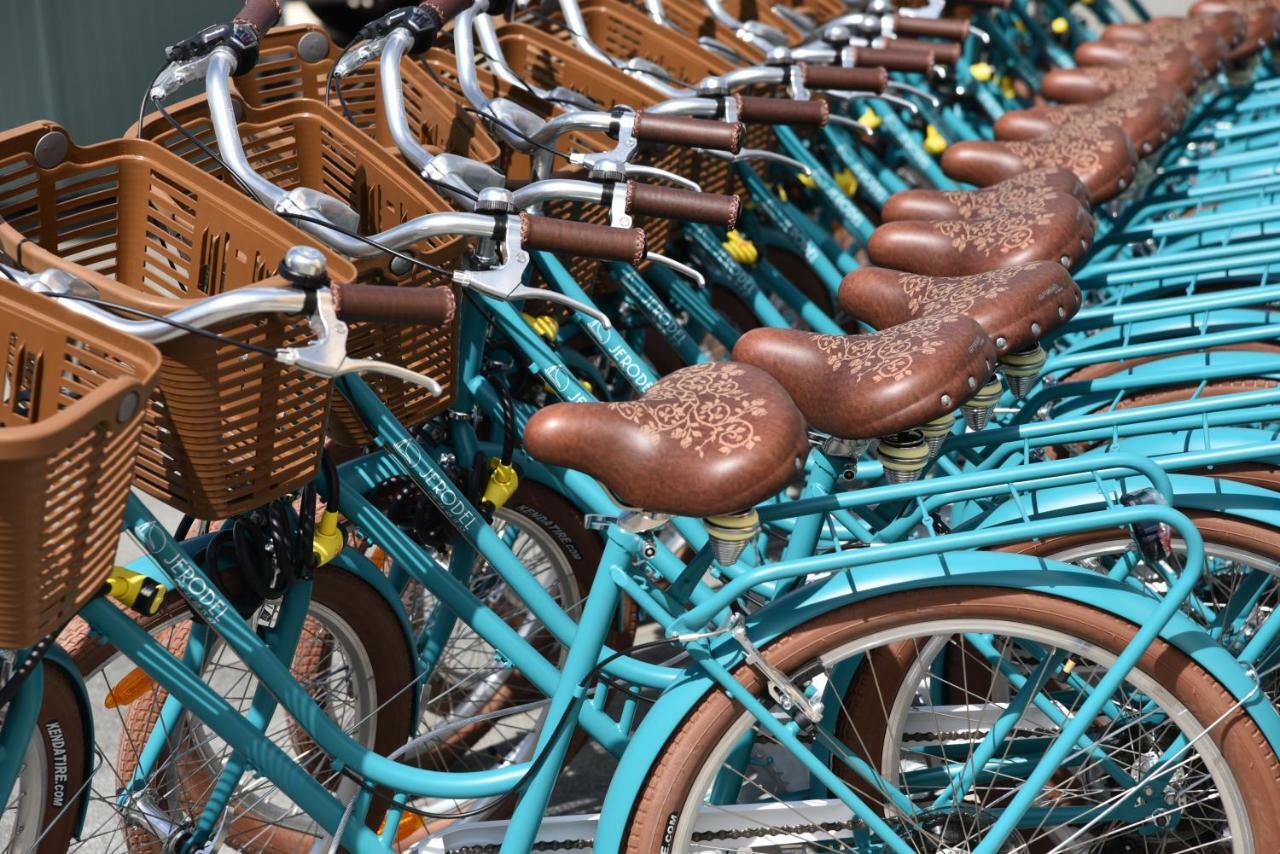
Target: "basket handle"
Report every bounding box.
[520,214,647,266]
[627,184,742,229]
[332,284,457,327]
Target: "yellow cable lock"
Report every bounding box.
[312,511,343,568]
[1051,16,1070,34]
[857,106,882,129]
[482,458,519,512]
[834,168,859,197]
[521,312,560,343]
[969,62,994,82]
[103,566,166,616]
[722,230,759,265]
[924,124,948,156]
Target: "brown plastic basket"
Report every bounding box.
[0,121,359,520]
[0,278,161,645]
[236,25,502,169]
[133,96,463,448]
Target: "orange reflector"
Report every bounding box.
[376,811,424,842]
[370,546,391,572]
[104,667,154,709]
[396,813,425,843]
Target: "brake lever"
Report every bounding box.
[451,217,615,329]
[150,53,216,102]
[333,34,390,78]
[623,163,702,192]
[275,289,444,396]
[827,113,878,140]
[698,36,750,65]
[699,148,812,175]
[646,252,707,287]
[771,5,818,35]
[887,80,942,111]
[828,90,921,117]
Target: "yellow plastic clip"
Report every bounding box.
[998,74,1017,100]
[312,510,343,568]
[103,566,166,616]
[521,313,560,343]
[969,62,994,83]
[722,230,759,265]
[1051,16,1070,35]
[1013,18,1027,32]
[777,185,789,203]
[857,106,882,130]
[482,458,519,512]
[834,168,859,197]
[923,124,948,156]
[796,171,817,189]
[104,667,155,709]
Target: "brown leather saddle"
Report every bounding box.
[731,316,997,440]
[838,263,1082,355]
[524,362,808,518]
[1074,40,1208,91]
[1103,13,1243,67]
[1041,65,1192,108]
[882,169,1091,222]
[994,89,1177,156]
[1191,0,1280,59]
[942,123,1138,205]
[868,189,1095,275]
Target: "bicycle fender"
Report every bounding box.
[43,645,93,839]
[329,547,424,725]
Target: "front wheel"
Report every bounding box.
[625,587,1280,852]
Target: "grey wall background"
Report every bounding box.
[0,0,1200,143]
[0,0,239,143]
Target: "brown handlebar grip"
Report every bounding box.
[890,37,963,64]
[632,113,744,153]
[627,183,742,228]
[849,46,936,73]
[800,63,889,93]
[520,214,648,266]
[736,95,830,126]
[332,284,457,327]
[233,0,282,35]
[420,0,475,23]
[892,15,971,40]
